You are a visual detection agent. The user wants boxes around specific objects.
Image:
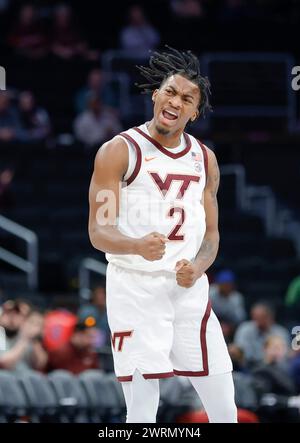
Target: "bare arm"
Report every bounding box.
[88,136,167,259]
[0,337,30,369]
[88,136,138,254]
[193,147,220,275]
[30,340,48,371]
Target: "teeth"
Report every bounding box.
[165,110,178,117]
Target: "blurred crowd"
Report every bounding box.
[0,66,124,149]
[208,269,300,422]
[0,282,110,375]
[0,90,51,144]
[1,1,300,148]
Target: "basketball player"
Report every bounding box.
[88,47,237,423]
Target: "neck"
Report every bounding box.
[147,119,183,148]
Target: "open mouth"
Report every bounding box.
[162,110,178,120]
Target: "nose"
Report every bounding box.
[168,95,182,110]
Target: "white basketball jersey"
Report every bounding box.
[106,123,208,273]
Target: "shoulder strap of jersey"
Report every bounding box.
[196,139,208,184]
[119,132,142,186]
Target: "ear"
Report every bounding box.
[191,110,199,122]
[152,89,158,103]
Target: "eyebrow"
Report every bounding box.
[166,85,195,101]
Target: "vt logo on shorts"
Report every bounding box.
[111,330,134,351]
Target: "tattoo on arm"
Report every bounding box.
[209,157,220,208]
[197,238,215,261]
[193,154,220,273]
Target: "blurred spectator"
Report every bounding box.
[120,5,160,52]
[74,95,122,147]
[43,309,77,352]
[51,4,97,60]
[78,284,110,347]
[0,300,48,372]
[263,335,290,367]
[46,319,100,374]
[209,269,246,326]
[251,335,297,422]
[7,4,49,58]
[252,335,294,395]
[0,167,14,210]
[18,90,51,142]
[217,313,236,344]
[170,0,206,18]
[75,68,117,114]
[234,302,290,367]
[0,91,22,142]
[228,343,248,373]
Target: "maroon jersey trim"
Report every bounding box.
[119,132,142,186]
[117,371,174,382]
[196,139,209,184]
[173,299,212,376]
[133,127,191,159]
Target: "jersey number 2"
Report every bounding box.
[149,172,200,242]
[167,207,185,241]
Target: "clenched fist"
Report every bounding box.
[136,232,168,261]
[175,259,202,288]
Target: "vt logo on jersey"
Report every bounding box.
[148,173,201,241]
[149,172,200,199]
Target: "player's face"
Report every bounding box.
[152,74,200,136]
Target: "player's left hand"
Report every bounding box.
[175,259,202,288]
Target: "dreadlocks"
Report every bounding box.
[136,46,212,117]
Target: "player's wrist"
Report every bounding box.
[131,238,142,256]
[193,262,205,279]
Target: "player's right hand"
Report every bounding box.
[136,232,168,261]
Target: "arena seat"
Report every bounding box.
[104,372,126,421]
[17,370,58,422]
[48,370,89,423]
[0,370,28,422]
[79,369,123,422]
[159,377,200,423]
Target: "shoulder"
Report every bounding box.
[93,135,129,178]
[94,135,128,165]
[189,135,217,166]
[200,143,217,164]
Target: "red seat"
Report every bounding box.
[176,408,259,423]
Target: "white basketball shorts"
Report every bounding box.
[106,263,232,381]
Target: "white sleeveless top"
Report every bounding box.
[106,122,208,273]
